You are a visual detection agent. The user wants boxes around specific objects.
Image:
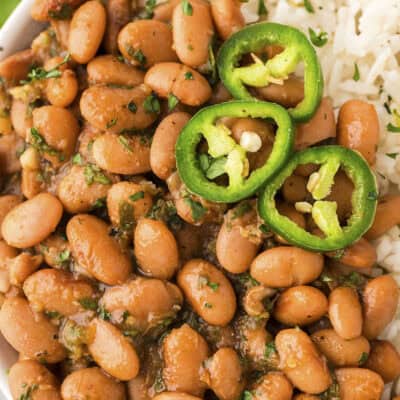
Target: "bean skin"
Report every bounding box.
[178,259,237,326]
[2,193,63,249]
[0,297,66,363]
[67,214,131,285]
[0,195,21,240]
[362,275,399,339]
[335,368,384,400]
[69,1,107,64]
[153,393,202,400]
[311,329,370,367]
[0,49,35,85]
[274,285,328,326]
[210,0,244,40]
[329,286,363,340]
[163,324,209,396]
[251,372,293,400]
[275,329,331,394]
[250,246,323,288]
[172,0,214,68]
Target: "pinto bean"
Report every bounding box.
[80,84,158,133]
[163,324,209,396]
[199,348,244,400]
[365,340,400,383]
[87,55,145,86]
[0,134,24,174]
[328,286,363,339]
[134,218,179,280]
[250,246,323,287]
[209,81,232,104]
[150,112,191,180]
[172,0,214,67]
[100,277,183,331]
[311,329,370,367]
[153,0,181,21]
[61,368,126,400]
[210,0,244,40]
[362,275,399,339]
[335,368,384,400]
[8,360,61,400]
[87,318,140,381]
[0,296,66,363]
[66,214,131,285]
[275,329,331,394]
[337,100,379,165]
[10,100,32,139]
[295,97,336,150]
[58,165,112,214]
[31,106,79,166]
[145,63,212,106]
[23,269,95,316]
[107,182,153,226]
[45,69,79,108]
[8,253,42,287]
[273,285,328,326]
[251,372,293,400]
[50,19,70,50]
[92,132,151,175]
[255,76,304,108]
[178,259,237,326]
[118,20,177,68]
[0,49,35,85]
[366,195,400,240]
[2,193,63,248]
[0,195,21,240]
[282,175,307,203]
[69,1,106,63]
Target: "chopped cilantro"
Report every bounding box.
[44,310,61,319]
[143,93,161,114]
[168,93,179,111]
[184,197,206,222]
[72,153,83,165]
[118,135,133,152]
[21,54,70,84]
[129,191,145,201]
[182,0,193,15]
[184,71,194,80]
[241,390,253,400]
[232,201,252,219]
[353,63,360,81]
[303,0,315,13]
[30,127,64,161]
[56,249,70,265]
[18,383,38,400]
[127,47,147,66]
[119,201,135,231]
[308,28,328,47]
[358,352,369,365]
[84,164,111,186]
[79,297,98,311]
[92,197,106,209]
[127,101,137,113]
[106,118,118,129]
[204,302,212,308]
[264,341,276,358]
[257,0,267,16]
[98,306,111,321]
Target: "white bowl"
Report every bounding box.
[0,3,45,398]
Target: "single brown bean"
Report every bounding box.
[8,253,42,287]
[11,100,32,139]
[0,195,21,240]
[173,0,214,67]
[362,275,399,339]
[153,0,181,21]
[69,1,106,63]
[274,285,328,326]
[178,259,237,326]
[67,214,131,285]
[366,195,400,240]
[61,367,126,400]
[107,182,153,226]
[255,76,304,108]
[250,246,323,287]
[87,318,140,381]
[251,372,293,400]
[151,112,191,180]
[329,287,363,340]
[276,329,331,394]
[118,20,177,68]
[295,97,336,150]
[365,340,400,383]
[80,84,157,133]
[311,329,370,367]
[39,234,70,269]
[127,374,151,400]
[103,0,131,54]
[23,269,95,316]
[0,297,66,363]
[31,105,79,166]
[100,277,183,331]
[50,19,70,50]
[58,164,112,214]
[45,69,79,108]
[145,62,212,106]
[335,368,384,400]
[20,169,42,200]
[337,100,379,165]
[216,217,259,274]
[282,175,307,203]
[2,193,63,248]
[87,55,145,86]
[9,360,61,400]
[199,348,244,400]
[92,132,151,175]
[275,203,307,244]
[154,393,202,400]
[0,49,34,85]
[163,324,209,396]
[210,0,244,40]
[134,218,179,280]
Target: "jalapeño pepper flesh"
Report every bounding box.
[258,146,378,251]
[175,100,294,203]
[217,22,323,122]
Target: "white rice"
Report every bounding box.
[242,0,400,395]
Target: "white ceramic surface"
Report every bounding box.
[0,3,44,398]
